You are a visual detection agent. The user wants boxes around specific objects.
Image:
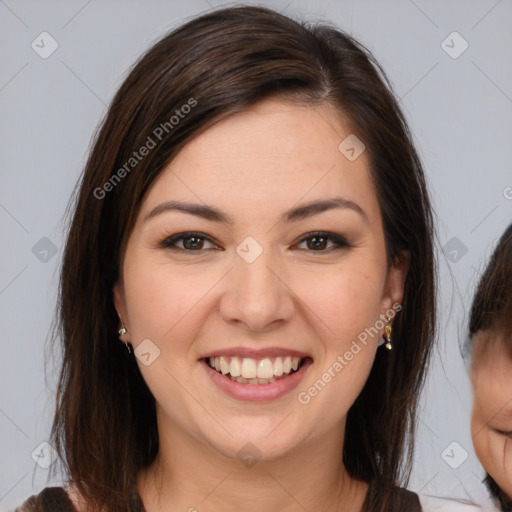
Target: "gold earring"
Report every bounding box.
[384,322,392,350]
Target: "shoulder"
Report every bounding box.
[419,494,497,511]
[13,486,81,512]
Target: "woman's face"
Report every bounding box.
[471,333,512,499]
[114,97,408,461]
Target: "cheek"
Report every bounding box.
[304,261,385,345]
[472,413,512,491]
[293,264,382,417]
[487,437,512,497]
[122,254,208,341]
[472,410,491,466]
[121,256,216,427]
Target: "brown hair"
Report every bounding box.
[49,6,436,511]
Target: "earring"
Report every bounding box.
[384,322,392,350]
[117,324,132,355]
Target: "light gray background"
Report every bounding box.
[1,0,511,508]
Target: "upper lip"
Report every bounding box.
[199,347,312,360]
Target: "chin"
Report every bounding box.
[204,428,304,465]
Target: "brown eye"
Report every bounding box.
[296,232,351,251]
[159,230,351,253]
[160,232,218,251]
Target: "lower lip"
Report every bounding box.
[201,358,312,402]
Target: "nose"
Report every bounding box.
[219,244,295,333]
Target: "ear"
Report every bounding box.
[113,281,129,335]
[381,250,410,313]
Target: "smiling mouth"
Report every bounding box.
[205,355,310,384]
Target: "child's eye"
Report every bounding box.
[495,429,512,439]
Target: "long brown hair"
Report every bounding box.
[49,6,436,510]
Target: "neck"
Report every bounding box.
[137,414,368,512]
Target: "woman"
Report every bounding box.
[15,5,436,511]
[468,223,512,511]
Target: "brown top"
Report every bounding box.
[14,483,422,511]
[13,486,145,512]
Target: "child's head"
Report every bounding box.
[468,223,512,509]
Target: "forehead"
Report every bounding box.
[471,333,512,413]
[141,98,380,222]
[471,331,512,370]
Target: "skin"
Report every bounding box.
[471,331,512,501]
[112,97,409,512]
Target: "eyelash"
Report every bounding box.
[495,429,512,439]
[159,231,352,253]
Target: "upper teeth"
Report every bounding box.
[208,356,302,379]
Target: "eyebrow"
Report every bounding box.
[143,196,367,225]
